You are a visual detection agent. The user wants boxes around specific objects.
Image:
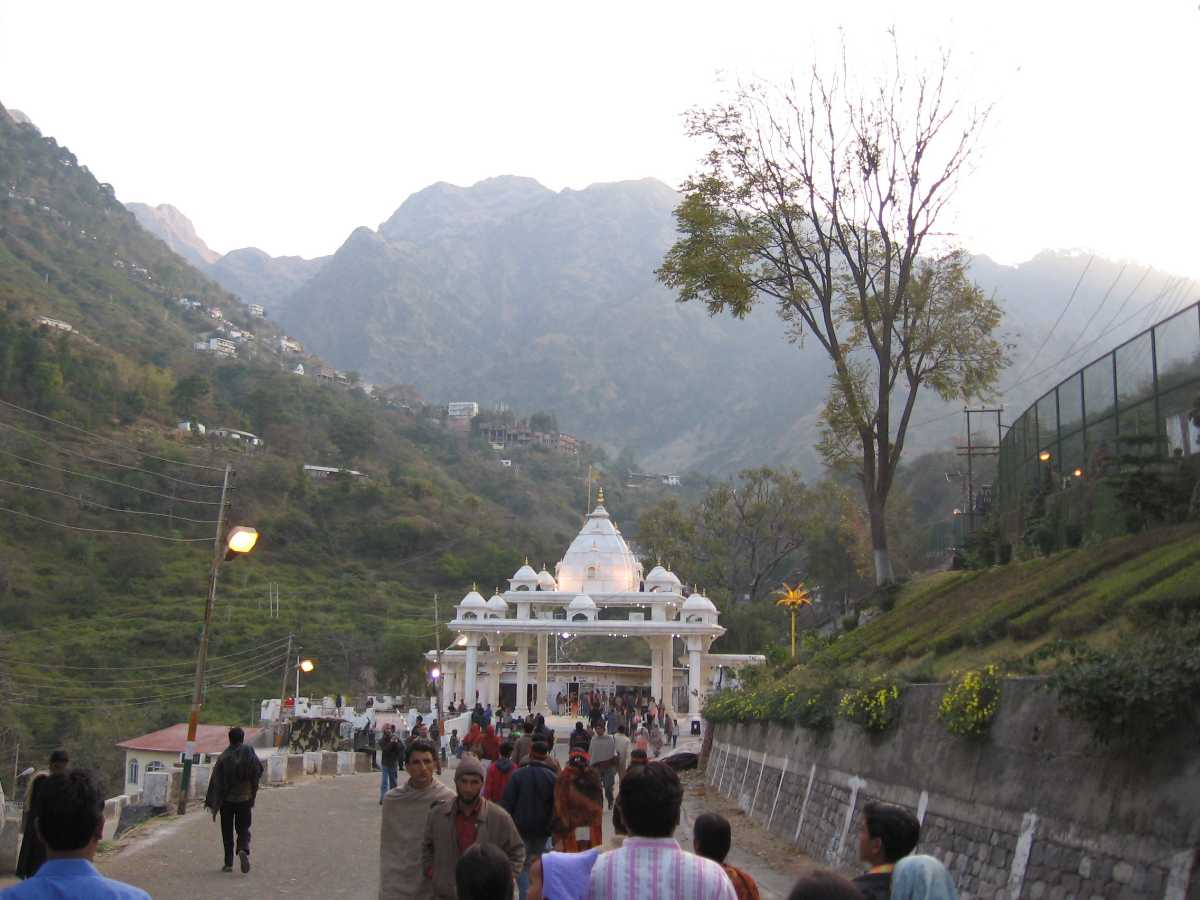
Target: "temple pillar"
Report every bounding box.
[463,637,479,708]
[662,637,677,716]
[536,632,550,714]
[488,650,503,709]
[516,637,530,717]
[687,637,703,727]
[648,638,662,703]
[441,662,454,712]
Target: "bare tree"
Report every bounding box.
[658,44,1008,584]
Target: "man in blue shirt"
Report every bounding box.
[5,769,150,899]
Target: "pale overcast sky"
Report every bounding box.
[2,1,1197,277]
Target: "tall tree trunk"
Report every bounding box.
[868,495,894,586]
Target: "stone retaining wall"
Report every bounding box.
[708,680,1199,900]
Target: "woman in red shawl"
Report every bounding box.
[464,723,483,757]
[551,750,604,851]
[480,724,501,761]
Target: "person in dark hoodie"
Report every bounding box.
[500,740,558,899]
[484,742,516,801]
[204,726,264,874]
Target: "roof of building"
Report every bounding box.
[682,592,718,613]
[486,592,509,613]
[511,563,539,582]
[459,589,487,609]
[115,723,261,755]
[555,498,643,594]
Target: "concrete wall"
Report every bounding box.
[709,680,1199,900]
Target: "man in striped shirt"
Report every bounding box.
[589,762,736,900]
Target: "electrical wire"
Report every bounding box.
[0,634,293,671]
[0,504,213,542]
[1008,254,1095,387]
[1056,263,1126,361]
[0,396,224,472]
[2,651,290,693]
[0,478,220,525]
[0,420,224,490]
[0,447,223,506]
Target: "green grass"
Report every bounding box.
[816,523,1200,678]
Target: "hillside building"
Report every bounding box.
[116,724,261,793]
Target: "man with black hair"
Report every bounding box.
[204,725,264,874]
[380,738,453,900]
[5,770,150,898]
[590,762,736,900]
[853,800,921,900]
[15,749,69,879]
[693,813,760,900]
[500,740,558,900]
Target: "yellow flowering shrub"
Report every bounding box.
[837,675,903,732]
[938,665,1001,737]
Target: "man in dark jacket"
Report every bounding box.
[204,726,264,874]
[852,801,921,900]
[500,741,558,900]
[379,723,404,805]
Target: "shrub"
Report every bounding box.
[1047,618,1200,747]
[938,665,1001,738]
[837,675,903,732]
[841,613,859,632]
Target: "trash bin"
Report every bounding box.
[690,720,701,736]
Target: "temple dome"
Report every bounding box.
[682,592,717,613]
[486,592,509,615]
[554,501,643,594]
[512,563,538,581]
[645,565,682,592]
[460,589,486,609]
[537,567,557,591]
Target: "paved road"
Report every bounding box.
[99,773,383,899]
[3,753,806,899]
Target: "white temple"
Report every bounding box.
[429,491,765,729]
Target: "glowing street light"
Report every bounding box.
[430,666,441,681]
[1038,449,1052,462]
[298,658,315,673]
[226,525,259,554]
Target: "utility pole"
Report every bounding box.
[432,594,444,765]
[958,408,1004,537]
[275,633,294,747]
[177,463,231,816]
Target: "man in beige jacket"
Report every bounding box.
[380,739,454,900]
[421,754,524,900]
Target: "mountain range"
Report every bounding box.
[130,178,1191,476]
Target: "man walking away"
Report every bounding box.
[568,722,589,753]
[693,813,760,900]
[853,801,921,900]
[15,749,69,879]
[612,726,631,777]
[513,720,535,766]
[500,741,558,900]
[4,771,150,899]
[422,754,524,900]
[379,723,404,805]
[380,738,454,900]
[587,720,619,809]
[204,726,264,874]
[484,742,517,801]
[590,762,736,900]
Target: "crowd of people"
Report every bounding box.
[379,724,962,900]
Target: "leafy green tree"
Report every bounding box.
[171,374,210,419]
[529,411,559,433]
[657,53,1006,584]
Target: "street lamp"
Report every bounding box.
[178,463,259,815]
[295,657,315,699]
[1038,449,1052,462]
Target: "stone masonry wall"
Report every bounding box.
[708,679,1199,900]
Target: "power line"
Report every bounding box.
[0,504,213,542]
[0,420,223,490]
[0,447,223,506]
[0,478,220,525]
[3,649,290,691]
[0,396,224,472]
[1008,254,1095,386]
[0,635,292,671]
[1056,263,1126,361]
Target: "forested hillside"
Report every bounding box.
[0,103,599,789]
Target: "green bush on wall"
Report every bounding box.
[837,674,903,732]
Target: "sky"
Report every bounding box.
[2,1,1198,277]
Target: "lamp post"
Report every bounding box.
[177,464,258,815]
[296,656,315,700]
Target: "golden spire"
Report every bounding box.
[597,486,605,505]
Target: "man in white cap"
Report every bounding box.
[380,739,453,900]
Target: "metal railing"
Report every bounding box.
[995,300,1200,520]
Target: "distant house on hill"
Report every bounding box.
[210,427,262,448]
[291,363,305,376]
[176,420,205,436]
[279,335,304,354]
[304,464,367,482]
[116,723,263,793]
[195,336,237,358]
[447,401,479,419]
[248,304,265,318]
[35,315,75,334]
